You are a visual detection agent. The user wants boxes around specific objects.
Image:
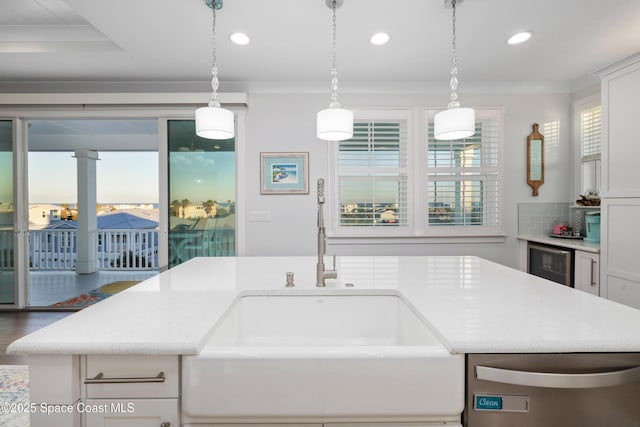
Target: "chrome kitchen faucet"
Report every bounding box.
[316,178,337,286]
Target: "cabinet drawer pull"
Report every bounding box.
[84,371,166,384]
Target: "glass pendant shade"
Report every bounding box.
[434,107,475,140]
[195,106,234,139]
[317,107,354,141]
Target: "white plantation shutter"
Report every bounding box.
[330,108,503,237]
[581,105,602,160]
[579,105,601,193]
[336,112,409,230]
[426,110,501,230]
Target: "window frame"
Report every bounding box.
[423,108,504,237]
[573,95,602,196]
[328,107,504,240]
[328,108,415,237]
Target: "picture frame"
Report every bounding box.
[260,152,309,194]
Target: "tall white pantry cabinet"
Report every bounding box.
[598,53,640,310]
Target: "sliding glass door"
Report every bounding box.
[167,120,236,268]
[0,110,243,307]
[26,119,160,307]
[0,120,15,305]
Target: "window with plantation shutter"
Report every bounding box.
[579,105,601,193]
[335,110,409,232]
[581,106,601,159]
[329,108,503,238]
[426,109,502,231]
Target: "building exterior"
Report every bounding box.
[30,211,159,271]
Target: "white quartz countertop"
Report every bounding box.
[8,256,640,355]
[517,234,600,253]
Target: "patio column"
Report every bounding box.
[75,149,99,274]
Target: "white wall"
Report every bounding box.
[243,90,573,268]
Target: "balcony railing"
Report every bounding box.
[97,230,159,270]
[29,229,159,271]
[0,228,236,271]
[29,229,76,270]
[168,229,235,268]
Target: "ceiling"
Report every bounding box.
[1,0,640,93]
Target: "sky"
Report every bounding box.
[0,153,12,203]
[28,151,159,204]
[0,122,12,203]
[169,151,235,203]
[5,150,234,206]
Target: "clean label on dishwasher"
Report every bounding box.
[475,395,503,410]
[474,394,529,412]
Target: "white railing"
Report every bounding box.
[29,229,76,270]
[97,229,158,270]
[29,229,158,271]
[168,229,235,268]
[4,228,235,271]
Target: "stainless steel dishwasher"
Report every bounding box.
[464,353,640,426]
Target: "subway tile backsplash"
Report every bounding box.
[518,202,570,235]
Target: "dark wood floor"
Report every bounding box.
[0,311,72,365]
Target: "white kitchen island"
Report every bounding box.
[8,256,640,426]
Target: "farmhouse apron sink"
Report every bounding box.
[182,293,464,421]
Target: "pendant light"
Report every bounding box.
[317,0,353,141]
[195,0,235,140]
[434,0,475,141]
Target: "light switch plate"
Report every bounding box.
[248,210,272,222]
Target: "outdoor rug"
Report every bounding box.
[49,280,140,308]
[0,365,29,427]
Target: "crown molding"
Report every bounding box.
[592,51,640,78]
[222,80,573,94]
[0,79,578,98]
[0,92,248,106]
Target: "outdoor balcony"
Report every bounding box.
[0,228,234,307]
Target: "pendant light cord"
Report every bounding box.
[329,0,341,108]
[209,5,221,108]
[448,0,460,109]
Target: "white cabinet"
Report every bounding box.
[600,55,640,198]
[598,53,640,309]
[85,399,178,427]
[574,250,599,296]
[28,354,81,427]
[600,199,640,308]
[85,355,179,399]
[83,355,179,427]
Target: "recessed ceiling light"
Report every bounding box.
[229,32,250,46]
[507,31,533,45]
[369,32,390,46]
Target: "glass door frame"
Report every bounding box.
[160,117,246,269]
[0,103,246,307]
[15,119,29,307]
[158,113,246,269]
[0,118,28,308]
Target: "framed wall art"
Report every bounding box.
[260,152,309,194]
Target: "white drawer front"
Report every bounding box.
[86,355,179,399]
[84,398,178,427]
